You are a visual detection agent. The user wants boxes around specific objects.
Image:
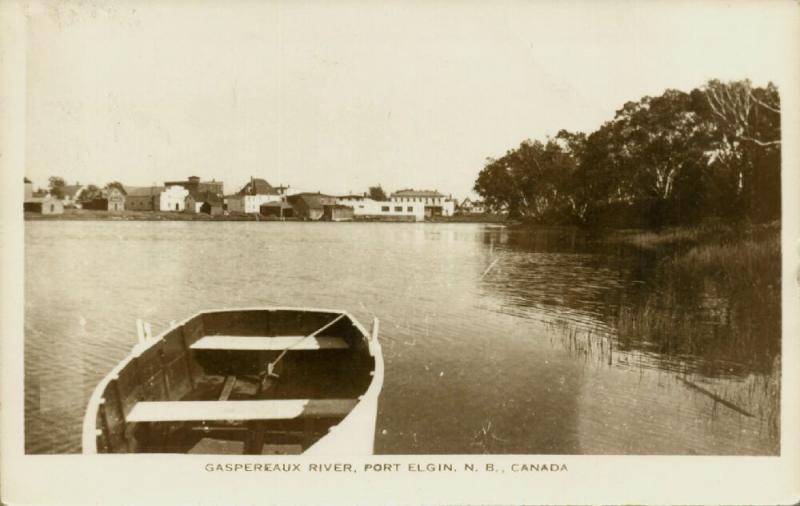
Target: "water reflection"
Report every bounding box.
[477,225,780,452]
[478,226,780,377]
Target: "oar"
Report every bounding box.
[265,313,348,379]
[679,378,754,417]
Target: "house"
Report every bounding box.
[186,191,223,215]
[160,185,189,211]
[124,186,164,211]
[286,192,338,221]
[389,189,456,218]
[227,177,288,214]
[259,201,295,218]
[106,188,125,211]
[459,197,486,214]
[82,187,126,211]
[336,194,424,221]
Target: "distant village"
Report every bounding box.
[23,176,490,222]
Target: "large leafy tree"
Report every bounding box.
[597,92,710,196]
[368,185,387,201]
[48,176,66,199]
[474,132,584,222]
[78,185,103,203]
[473,79,781,227]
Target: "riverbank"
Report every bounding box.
[24,208,510,223]
[25,209,274,221]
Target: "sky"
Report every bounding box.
[23,0,797,199]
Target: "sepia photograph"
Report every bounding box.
[2,0,799,504]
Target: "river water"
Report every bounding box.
[24,221,779,454]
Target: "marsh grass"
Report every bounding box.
[615,222,781,375]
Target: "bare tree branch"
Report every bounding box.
[740,136,781,147]
[751,94,781,114]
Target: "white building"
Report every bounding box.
[336,195,425,221]
[460,197,486,214]
[160,185,189,211]
[227,178,287,214]
[389,189,456,218]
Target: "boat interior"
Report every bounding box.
[91,309,375,455]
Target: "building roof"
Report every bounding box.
[198,182,223,194]
[287,192,336,209]
[164,178,223,193]
[125,186,165,197]
[60,184,84,199]
[104,187,126,197]
[239,178,280,196]
[289,192,336,198]
[24,177,32,184]
[391,189,446,198]
[164,178,196,186]
[24,196,58,204]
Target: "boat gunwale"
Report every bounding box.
[81,306,378,454]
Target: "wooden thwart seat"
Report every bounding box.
[190,335,349,351]
[126,399,358,423]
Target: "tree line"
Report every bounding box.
[474,79,781,228]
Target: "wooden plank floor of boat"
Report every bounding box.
[187,437,304,455]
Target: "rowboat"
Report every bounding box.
[82,307,384,455]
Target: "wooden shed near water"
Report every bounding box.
[286,193,338,221]
[260,201,295,218]
[323,205,354,222]
[24,197,64,215]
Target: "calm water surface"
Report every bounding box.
[24,221,778,454]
